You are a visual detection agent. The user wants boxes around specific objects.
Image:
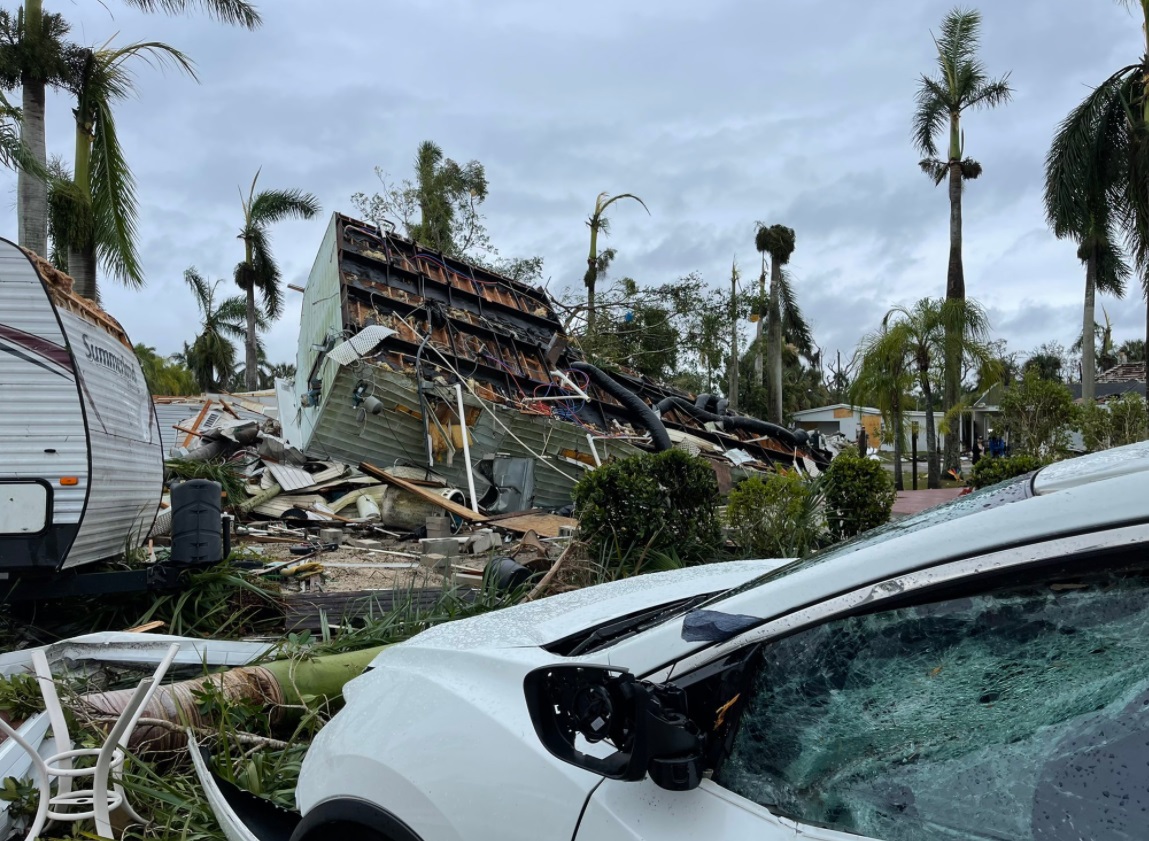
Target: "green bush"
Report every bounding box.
[1079,393,1148,452]
[726,470,826,559]
[572,448,722,567]
[1000,371,1077,458]
[822,451,896,540]
[971,454,1046,489]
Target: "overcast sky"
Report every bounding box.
[1,0,1144,373]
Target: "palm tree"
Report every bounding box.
[235,170,321,390]
[883,298,996,488]
[584,191,648,335]
[1044,1,1149,400]
[51,40,195,299]
[851,325,913,490]
[134,343,198,395]
[14,0,260,259]
[0,6,71,257]
[754,223,810,425]
[183,266,250,391]
[913,7,1011,470]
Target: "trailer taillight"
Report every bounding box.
[59,477,79,486]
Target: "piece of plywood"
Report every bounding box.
[359,462,485,522]
[489,512,576,539]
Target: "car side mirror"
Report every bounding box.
[523,664,704,791]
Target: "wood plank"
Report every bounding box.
[359,461,486,522]
[490,512,576,539]
[182,400,213,448]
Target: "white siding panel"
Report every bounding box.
[0,242,88,527]
[58,311,162,568]
[295,215,344,452]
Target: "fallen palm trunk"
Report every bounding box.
[78,646,387,754]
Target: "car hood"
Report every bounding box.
[401,558,789,653]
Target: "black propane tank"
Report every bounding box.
[170,479,230,566]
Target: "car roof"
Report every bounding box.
[710,442,1149,621]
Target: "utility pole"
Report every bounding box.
[729,257,740,411]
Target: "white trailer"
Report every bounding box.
[0,239,162,576]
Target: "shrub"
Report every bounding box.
[971,454,1046,489]
[822,451,896,540]
[1079,393,1148,452]
[726,470,826,559]
[1000,371,1078,458]
[572,448,722,567]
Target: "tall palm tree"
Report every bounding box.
[15,0,260,259]
[183,266,250,391]
[754,223,810,425]
[913,7,1011,469]
[851,325,913,491]
[51,40,195,299]
[584,191,648,335]
[883,298,996,488]
[235,170,321,390]
[1044,2,1147,401]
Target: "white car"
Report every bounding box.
[205,441,1149,841]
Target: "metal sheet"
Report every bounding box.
[57,309,162,568]
[326,324,396,367]
[0,241,89,534]
[267,463,317,493]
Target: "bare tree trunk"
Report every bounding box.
[942,160,964,474]
[892,398,904,491]
[755,257,765,386]
[245,282,258,390]
[729,267,739,411]
[923,375,939,489]
[1082,254,1097,403]
[18,78,48,258]
[769,258,783,425]
[69,244,97,301]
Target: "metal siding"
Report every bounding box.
[295,214,344,452]
[0,243,88,529]
[58,311,162,568]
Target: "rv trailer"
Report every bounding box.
[0,239,162,579]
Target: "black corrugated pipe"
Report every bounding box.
[716,398,730,415]
[655,396,801,449]
[694,393,713,410]
[569,362,673,452]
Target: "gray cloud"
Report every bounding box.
[0,0,1145,381]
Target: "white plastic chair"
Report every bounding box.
[19,642,181,839]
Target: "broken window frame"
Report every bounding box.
[663,523,1149,839]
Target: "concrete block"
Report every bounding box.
[464,529,497,554]
[420,553,452,573]
[346,538,384,550]
[420,537,459,558]
[318,528,345,545]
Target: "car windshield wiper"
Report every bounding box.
[545,594,715,657]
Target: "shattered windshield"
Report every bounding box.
[715,564,1149,840]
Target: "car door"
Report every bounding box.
[576,525,1149,840]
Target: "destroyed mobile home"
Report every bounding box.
[283,213,833,513]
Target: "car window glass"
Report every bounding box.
[713,566,1149,840]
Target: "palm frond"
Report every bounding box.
[919,158,949,185]
[183,267,213,313]
[935,8,983,80]
[249,188,322,226]
[118,0,262,29]
[778,268,812,354]
[217,294,265,332]
[1044,69,1135,238]
[90,99,143,286]
[249,226,283,319]
[912,76,950,158]
[963,77,1013,112]
[1094,225,1131,297]
[599,192,650,218]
